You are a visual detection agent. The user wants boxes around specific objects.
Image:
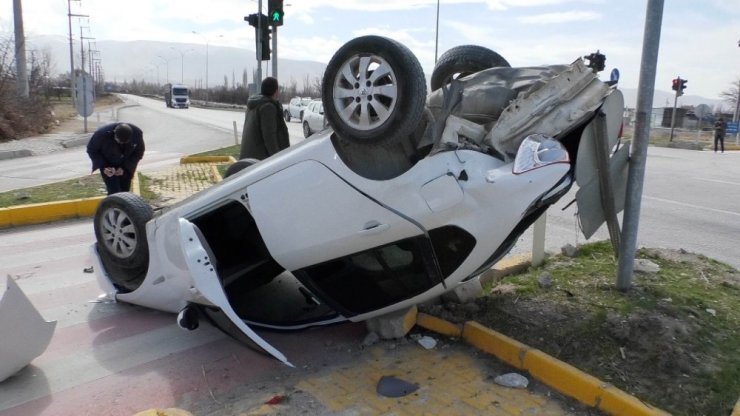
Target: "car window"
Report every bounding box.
[297,225,475,316]
[301,98,312,106]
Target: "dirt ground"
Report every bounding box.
[422,244,740,416]
[48,94,122,134]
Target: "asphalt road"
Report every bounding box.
[509,145,740,270]
[0,94,306,193]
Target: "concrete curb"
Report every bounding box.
[0,149,32,160]
[0,196,104,228]
[0,156,231,229]
[416,314,670,416]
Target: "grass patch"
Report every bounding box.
[191,145,240,159]
[427,240,740,416]
[190,145,240,179]
[0,172,161,208]
[0,175,107,208]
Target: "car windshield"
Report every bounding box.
[173,88,188,95]
[300,98,312,106]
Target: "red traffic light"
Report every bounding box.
[672,78,679,91]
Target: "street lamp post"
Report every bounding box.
[157,55,170,84]
[192,31,222,106]
[435,0,440,63]
[170,47,192,84]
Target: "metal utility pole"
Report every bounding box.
[256,0,263,84]
[616,0,664,290]
[67,0,86,107]
[13,0,29,98]
[434,0,440,63]
[272,26,278,78]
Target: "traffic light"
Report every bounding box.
[585,50,606,72]
[260,19,271,60]
[244,13,271,61]
[679,78,687,95]
[268,0,284,26]
[672,78,680,92]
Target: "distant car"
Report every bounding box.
[302,99,327,138]
[284,97,312,122]
[91,35,626,367]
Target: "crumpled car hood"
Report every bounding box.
[425,58,613,158]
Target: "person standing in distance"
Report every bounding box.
[239,77,290,160]
[86,122,145,195]
[713,116,726,153]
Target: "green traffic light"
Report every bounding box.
[272,11,281,22]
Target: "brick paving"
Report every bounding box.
[144,163,222,205]
[298,345,572,415]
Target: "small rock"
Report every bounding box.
[461,302,480,313]
[705,308,716,317]
[376,376,419,398]
[417,336,437,350]
[537,272,553,289]
[493,373,529,389]
[362,332,380,347]
[14,191,30,201]
[561,244,578,257]
[633,259,660,274]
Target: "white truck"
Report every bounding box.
[164,83,190,109]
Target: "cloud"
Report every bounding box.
[517,11,601,24]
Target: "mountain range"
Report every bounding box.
[30,36,728,111]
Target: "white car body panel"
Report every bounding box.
[179,219,293,366]
[0,277,57,382]
[249,159,423,271]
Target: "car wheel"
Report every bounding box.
[224,158,259,178]
[322,35,427,145]
[299,111,304,122]
[303,121,312,138]
[284,110,291,122]
[93,192,153,291]
[430,45,511,91]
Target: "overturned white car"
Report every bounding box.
[91,36,627,366]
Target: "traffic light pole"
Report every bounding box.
[669,89,678,142]
[272,26,278,79]
[256,0,263,85]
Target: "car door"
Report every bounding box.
[248,160,448,318]
[248,159,425,270]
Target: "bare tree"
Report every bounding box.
[719,78,739,118]
[301,73,311,96]
[311,76,322,98]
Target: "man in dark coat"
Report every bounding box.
[239,77,290,160]
[86,122,145,195]
[714,117,726,153]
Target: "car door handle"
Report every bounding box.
[358,222,390,236]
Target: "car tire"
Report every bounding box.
[93,192,153,292]
[322,35,427,145]
[284,110,291,123]
[299,111,304,122]
[303,121,312,138]
[430,45,511,91]
[224,158,259,178]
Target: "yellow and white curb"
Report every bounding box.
[415,311,671,416]
[0,156,233,229]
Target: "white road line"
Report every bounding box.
[643,195,740,218]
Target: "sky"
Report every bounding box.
[2,0,739,105]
